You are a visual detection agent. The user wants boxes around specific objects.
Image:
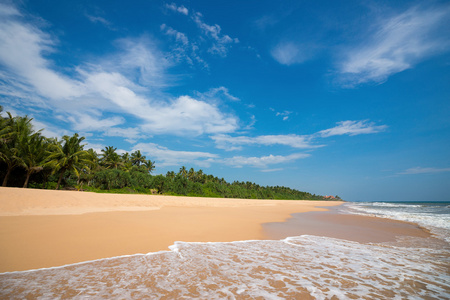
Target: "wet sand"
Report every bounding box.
[263,206,431,243]
[0,187,341,272]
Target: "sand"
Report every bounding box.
[0,187,431,273]
[0,187,342,272]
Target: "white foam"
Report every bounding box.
[345,202,450,242]
[1,235,449,299]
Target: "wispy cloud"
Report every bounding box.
[212,134,318,151]
[85,14,115,30]
[134,142,218,167]
[398,167,450,175]
[275,110,292,121]
[318,120,387,138]
[0,4,239,138]
[165,3,189,16]
[196,86,240,102]
[338,5,450,86]
[223,153,310,168]
[192,12,239,57]
[271,42,315,65]
[213,120,386,150]
[164,3,238,59]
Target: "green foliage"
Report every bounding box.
[0,110,340,201]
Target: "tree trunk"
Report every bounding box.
[56,169,65,190]
[2,167,12,187]
[23,171,32,188]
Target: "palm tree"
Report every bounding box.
[178,166,187,178]
[0,114,34,186]
[45,133,89,190]
[121,152,133,172]
[19,133,48,188]
[188,168,195,181]
[143,159,155,173]
[131,150,146,166]
[195,169,205,183]
[101,146,122,169]
[166,171,175,180]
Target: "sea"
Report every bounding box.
[0,201,449,299]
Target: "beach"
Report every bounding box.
[0,187,341,272]
[0,188,448,299]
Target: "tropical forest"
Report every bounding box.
[0,107,340,200]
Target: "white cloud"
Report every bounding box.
[103,127,142,139]
[275,110,292,121]
[160,24,207,68]
[141,95,238,135]
[134,142,218,167]
[223,153,310,168]
[166,3,189,15]
[192,12,239,57]
[85,14,114,30]
[318,120,387,138]
[213,120,386,150]
[399,167,450,175]
[0,14,83,100]
[212,134,317,151]
[196,86,240,102]
[339,5,450,86]
[0,4,239,138]
[30,118,70,139]
[271,42,313,65]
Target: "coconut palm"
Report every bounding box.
[101,146,122,169]
[121,152,133,172]
[19,133,48,188]
[178,166,187,178]
[0,114,34,186]
[45,133,89,190]
[188,167,195,181]
[142,159,155,173]
[131,150,146,166]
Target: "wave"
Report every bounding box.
[1,235,449,299]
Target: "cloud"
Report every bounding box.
[271,42,314,65]
[165,3,189,15]
[160,24,207,68]
[196,86,240,102]
[192,12,239,57]
[30,118,70,139]
[85,14,114,30]
[134,142,218,167]
[318,120,387,138]
[212,134,317,151]
[398,167,450,175]
[223,153,310,168]
[103,127,142,139]
[338,5,450,86]
[275,110,292,121]
[213,120,386,151]
[0,4,239,138]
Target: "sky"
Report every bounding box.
[0,0,449,201]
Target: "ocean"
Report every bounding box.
[0,201,449,299]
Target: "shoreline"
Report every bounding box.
[0,187,341,272]
[263,205,431,243]
[0,187,431,273]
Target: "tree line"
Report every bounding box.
[0,107,340,200]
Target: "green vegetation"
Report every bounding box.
[0,107,341,201]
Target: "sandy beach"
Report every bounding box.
[1,187,448,299]
[0,187,344,272]
[0,187,432,274]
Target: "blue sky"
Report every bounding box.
[1,0,449,201]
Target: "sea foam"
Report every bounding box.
[1,235,449,299]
